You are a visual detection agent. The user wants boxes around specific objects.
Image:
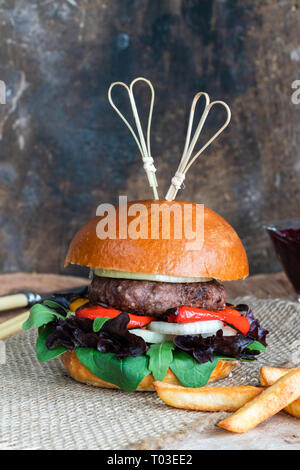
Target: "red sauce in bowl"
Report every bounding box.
[266,224,300,301]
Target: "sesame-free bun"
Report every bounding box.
[65,200,249,281]
[61,351,238,391]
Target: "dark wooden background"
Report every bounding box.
[0,0,299,277]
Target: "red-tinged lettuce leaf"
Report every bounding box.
[213,330,260,360]
[37,325,68,361]
[174,329,262,364]
[221,304,268,347]
[97,313,148,359]
[174,334,215,363]
[45,311,147,359]
[245,309,268,346]
[46,316,97,350]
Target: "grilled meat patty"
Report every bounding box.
[88,276,226,316]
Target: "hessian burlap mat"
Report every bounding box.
[1,296,300,450]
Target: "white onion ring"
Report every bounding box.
[148,320,224,335]
[130,329,167,344]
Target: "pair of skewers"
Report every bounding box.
[108,77,231,201]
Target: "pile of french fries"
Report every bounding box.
[154,366,300,433]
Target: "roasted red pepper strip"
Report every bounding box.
[76,305,155,329]
[168,306,250,334]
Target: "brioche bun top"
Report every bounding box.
[65,200,249,281]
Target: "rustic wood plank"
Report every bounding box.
[225,272,296,301]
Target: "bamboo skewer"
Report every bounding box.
[108,77,159,199]
[165,92,231,201]
[108,78,231,202]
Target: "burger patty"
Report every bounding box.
[88,276,226,316]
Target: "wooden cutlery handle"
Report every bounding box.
[0,311,30,340]
[0,293,29,312]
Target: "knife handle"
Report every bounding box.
[0,292,41,312]
[0,293,28,312]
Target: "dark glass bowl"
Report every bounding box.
[264,220,300,303]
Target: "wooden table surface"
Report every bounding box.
[1,271,299,450]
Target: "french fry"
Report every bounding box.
[218,367,300,433]
[260,366,300,419]
[285,400,300,419]
[259,366,292,386]
[153,381,263,411]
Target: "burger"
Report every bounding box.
[23,200,268,392]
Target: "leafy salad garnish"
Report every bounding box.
[97,313,147,359]
[170,351,219,388]
[36,326,68,362]
[76,348,150,392]
[23,299,267,391]
[146,341,175,381]
[174,330,261,363]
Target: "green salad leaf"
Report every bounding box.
[75,348,150,392]
[23,304,57,330]
[146,341,174,381]
[23,301,74,331]
[36,326,68,362]
[247,340,266,351]
[92,317,110,332]
[170,350,218,387]
[75,348,96,375]
[43,300,69,315]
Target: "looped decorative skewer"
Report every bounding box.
[165,92,231,201]
[108,77,159,200]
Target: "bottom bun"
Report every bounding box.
[61,351,238,391]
